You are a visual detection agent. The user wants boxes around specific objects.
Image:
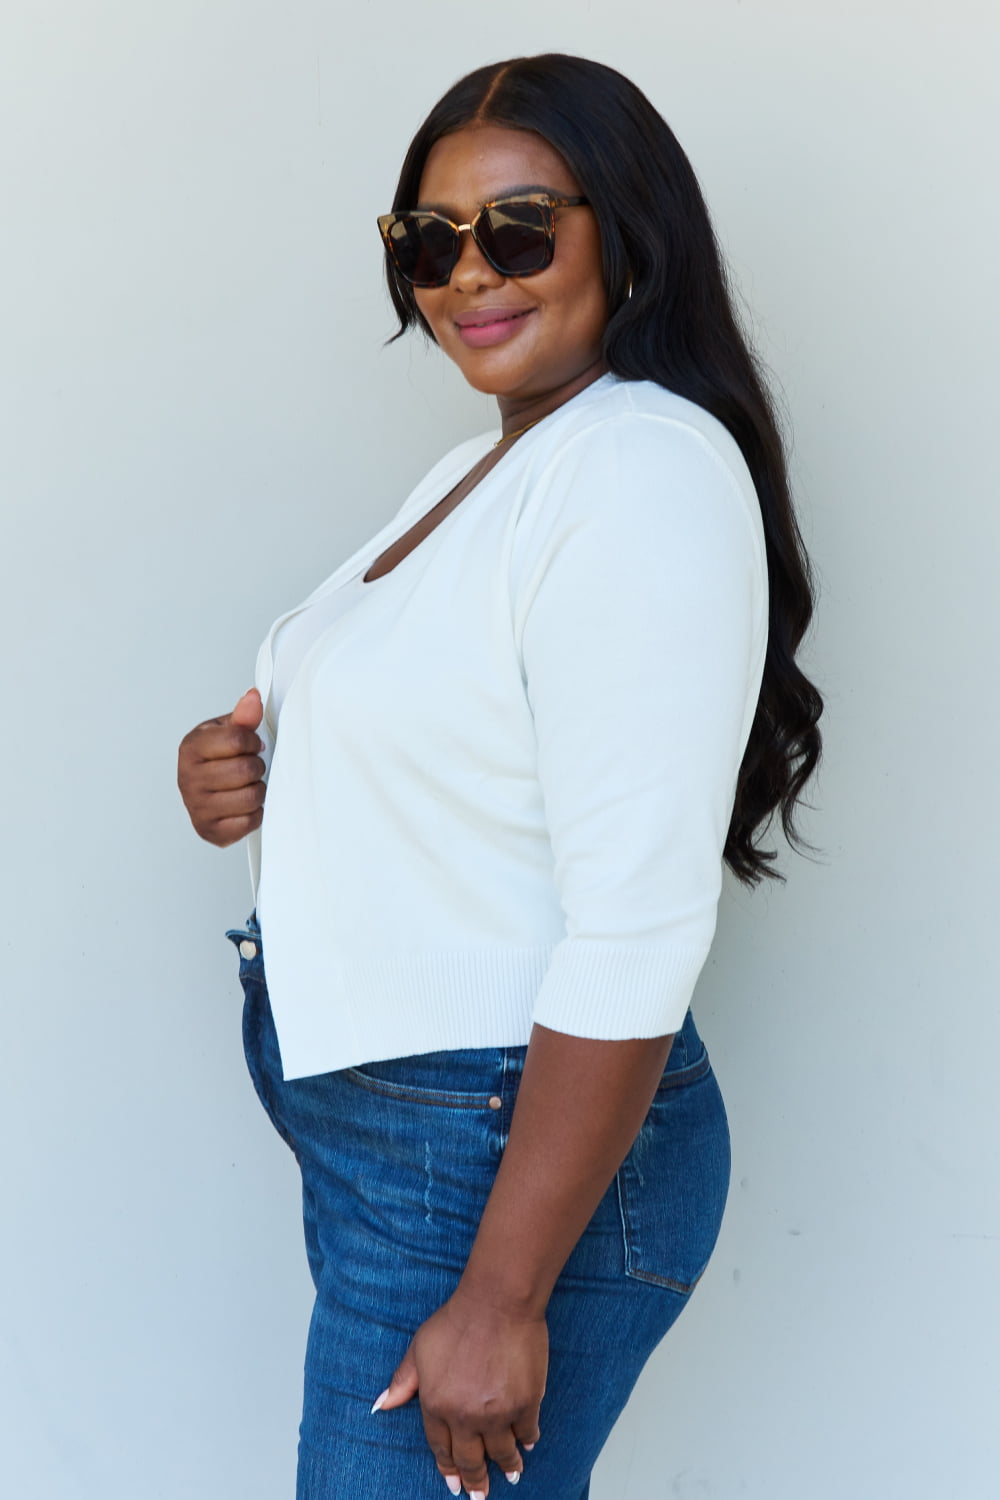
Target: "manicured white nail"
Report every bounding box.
[444,1479,461,1497]
[505,1472,521,1484]
[523,1442,535,1451]
[369,1388,389,1413]
[471,1492,486,1500]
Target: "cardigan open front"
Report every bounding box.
[249,375,768,1080]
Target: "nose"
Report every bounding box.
[449,226,505,292]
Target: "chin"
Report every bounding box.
[432,323,539,392]
[448,366,510,397]
[448,351,537,399]
[459,370,524,397]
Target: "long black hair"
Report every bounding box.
[384,54,823,885]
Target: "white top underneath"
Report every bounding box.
[270,572,369,721]
[249,375,769,1080]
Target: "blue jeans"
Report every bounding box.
[227,915,730,1499]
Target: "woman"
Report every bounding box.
[177,53,821,1500]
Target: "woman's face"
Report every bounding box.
[412,124,608,413]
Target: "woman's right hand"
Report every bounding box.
[177,688,267,847]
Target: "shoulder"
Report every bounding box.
[531,376,748,470]
[515,376,765,560]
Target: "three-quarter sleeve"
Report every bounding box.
[512,412,768,1039]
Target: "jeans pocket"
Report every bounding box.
[342,1067,502,1110]
[342,1046,515,1112]
[616,1060,731,1294]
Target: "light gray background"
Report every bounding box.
[2,3,998,1496]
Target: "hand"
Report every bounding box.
[374,1284,546,1496]
[177,688,266,847]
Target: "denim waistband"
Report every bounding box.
[225,911,705,1080]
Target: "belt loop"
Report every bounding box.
[499,1046,523,1149]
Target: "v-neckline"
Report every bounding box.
[358,371,619,587]
[358,435,506,585]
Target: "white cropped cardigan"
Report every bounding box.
[249,374,768,1080]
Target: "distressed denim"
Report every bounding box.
[227,914,730,1499]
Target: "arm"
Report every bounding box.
[377,414,767,1496]
[461,1023,676,1319]
[379,1024,675,1498]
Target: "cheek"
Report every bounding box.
[560,276,608,345]
[413,290,446,341]
[552,244,607,339]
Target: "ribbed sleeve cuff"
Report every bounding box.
[530,937,711,1040]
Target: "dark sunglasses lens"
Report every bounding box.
[387,215,457,285]
[478,202,551,275]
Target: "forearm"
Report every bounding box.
[458,1022,675,1319]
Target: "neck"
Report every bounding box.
[495,358,608,440]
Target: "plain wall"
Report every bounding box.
[2,2,998,1495]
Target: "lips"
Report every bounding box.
[453,305,532,327]
[454,306,536,349]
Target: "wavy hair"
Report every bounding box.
[384,54,823,884]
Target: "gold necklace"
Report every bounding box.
[493,417,542,449]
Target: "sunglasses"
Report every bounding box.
[377,191,590,288]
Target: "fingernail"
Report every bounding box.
[505,1472,522,1484]
[471,1492,486,1500]
[444,1479,461,1497]
[523,1442,535,1451]
[369,1388,389,1413]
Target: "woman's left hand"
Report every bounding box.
[373,1282,547,1495]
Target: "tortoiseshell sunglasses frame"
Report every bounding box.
[377,192,590,287]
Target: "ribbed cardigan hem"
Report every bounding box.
[267,940,707,1081]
